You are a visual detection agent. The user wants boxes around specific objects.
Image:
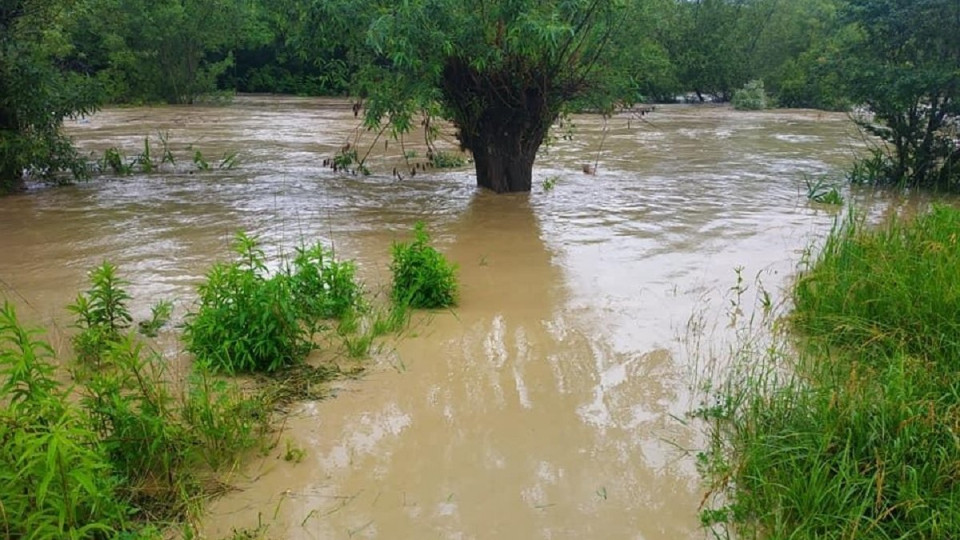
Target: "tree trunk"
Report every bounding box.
[440,58,555,193]
[468,121,542,193]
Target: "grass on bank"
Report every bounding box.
[697,205,960,539]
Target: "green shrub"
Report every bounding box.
[68,261,133,365]
[429,150,466,168]
[732,79,768,110]
[0,301,130,538]
[803,176,844,206]
[183,233,310,374]
[391,223,458,309]
[290,243,363,321]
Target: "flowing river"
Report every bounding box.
[0,96,894,538]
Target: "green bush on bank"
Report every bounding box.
[390,222,458,309]
[698,205,960,539]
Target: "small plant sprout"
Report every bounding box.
[804,175,844,205]
[541,175,560,191]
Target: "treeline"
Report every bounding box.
[51,0,844,108]
[3,0,958,193]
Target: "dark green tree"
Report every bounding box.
[67,0,260,104]
[350,0,630,193]
[842,0,960,189]
[0,0,99,193]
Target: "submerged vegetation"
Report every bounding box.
[0,221,453,536]
[697,205,960,539]
[391,222,459,309]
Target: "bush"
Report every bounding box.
[391,223,458,309]
[0,302,130,538]
[290,243,363,321]
[184,233,367,373]
[731,79,768,110]
[183,233,310,374]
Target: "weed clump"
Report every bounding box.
[184,233,366,373]
[697,205,960,539]
[390,222,458,309]
[1,263,271,537]
[0,302,130,538]
[184,232,310,373]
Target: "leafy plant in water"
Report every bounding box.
[804,175,844,205]
[100,147,134,175]
[184,232,311,373]
[68,261,134,365]
[290,243,363,323]
[158,131,176,168]
[219,151,239,169]
[138,299,173,337]
[135,137,155,173]
[428,150,466,169]
[391,222,458,309]
[541,175,560,192]
[194,150,210,170]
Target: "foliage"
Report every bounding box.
[731,80,768,111]
[428,151,466,169]
[793,206,960,360]
[391,223,458,309]
[68,261,133,365]
[137,299,173,337]
[698,206,960,539]
[0,301,129,538]
[542,175,560,192]
[289,243,363,321]
[0,0,100,192]
[64,0,261,104]
[183,232,310,373]
[840,0,960,189]
[184,233,367,373]
[347,0,631,191]
[803,175,844,205]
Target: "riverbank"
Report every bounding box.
[698,205,960,538]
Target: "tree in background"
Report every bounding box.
[0,0,99,192]
[350,0,630,193]
[66,0,260,104]
[841,0,960,189]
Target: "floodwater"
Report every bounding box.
[0,96,882,538]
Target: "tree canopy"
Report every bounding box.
[0,0,98,192]
[841,0,960,189]
[341,0,629,191]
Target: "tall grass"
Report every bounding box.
[697,205,960,539]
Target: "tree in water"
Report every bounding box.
[350,0,627,193]
[841,0,960,189]
[0,0,99,192]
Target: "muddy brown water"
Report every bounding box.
[0,96,911,538]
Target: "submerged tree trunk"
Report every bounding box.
[440,58,556,193]
[467,116,544,193]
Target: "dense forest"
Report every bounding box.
[2,0,958,191]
